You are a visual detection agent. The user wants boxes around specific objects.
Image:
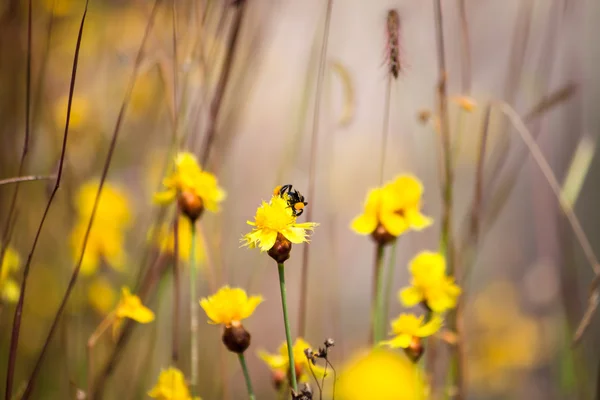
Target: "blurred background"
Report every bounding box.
[0,0,599,398]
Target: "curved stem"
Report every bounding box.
[382,241,398,334]
[372,243,386,345]
[277,263,298,393]
[238,353,256,400]
[189,221,199,394]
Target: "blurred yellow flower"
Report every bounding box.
[87,277,117,315]
[336,349,426,400]
[400,251,461,313]
[258,338,327,383]
[148,367,200,400]
[382,313,443,348]
[242,196,318,252]
[153,152,226,213]
[112,287,154,337]
[53,95,89,131]
[469,281,542,394]
[154,216,205,262]
[351,175,432,238]
[0,247,21,303]
[200,286,262,327]
[70,181,131,275]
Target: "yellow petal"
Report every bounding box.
[400,287,423,307]
[380,212,408,237]
[405,209,433,230]
[416,315,443,337]
[153,189,176,205]
[240,295,264,320]
[258,230,278,252]
[258,350,287,370]
[1,279,20,303]
[351,213,378,235]
[382,333,412,349]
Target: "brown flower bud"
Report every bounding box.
[178,190,204,222]
[222,322,251,354]
[272,369,286,389]
[287,362,304,384]
[370,224,396,246]
[403,336,424,363]
[268,233,292,263]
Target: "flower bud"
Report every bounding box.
[222,322,251,354]
[371,224,396,246]
[403,336,424,363]
[268,233,292,263]
[178,190,204,222]
[272,369,286,389]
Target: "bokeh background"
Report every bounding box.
[0,0,599,399]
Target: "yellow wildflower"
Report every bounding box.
[53,95,89,130]
[200,286,263,327]
[87,277,117,315]
[242,195,318,252]
[1,247,21,303]
[351,175,432,239]
[112,287,154,337]
[258,338,327,383]
[148,367,201,400]
[154,216,205,262]
[70,181,131,275]
[382,313,443,348]
[336,349,427,400]
[400,251,461,313]
[153,152,226,213]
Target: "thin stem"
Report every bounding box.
[277,262,298,393]
[237,353,256,400]
[372,243,386,345]
[172,214,180,364]
[382,241,398,333]
[87,313,115,400]
[189,221,199,394]
[0,175,55,186]
[298,0,333,339]
[378,74,392,185]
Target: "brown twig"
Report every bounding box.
[298,0,333,338]
[457,0,471,94]
[4,0,86,397]
[19,2,162,398]
[0,175,56,186]
[200,1,247,167]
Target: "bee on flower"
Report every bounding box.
[351,175,433,245]
[154,152,226,221]
[400,251,461,313]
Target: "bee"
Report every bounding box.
[274,184,308,217]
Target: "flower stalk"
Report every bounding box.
[372,243,386,345]
[189,221,199,394]
[238,353,256,400]
[277,262,298,393]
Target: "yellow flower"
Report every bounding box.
[148,367,201,400]
[400,251,461,313]
[0,247,21,303]
[154,216,205,262]
[53,95,89,130]
[351,175,432,237]
[153,152,226,213]
[87,277,117,315]
[242,195,318,252]
[336,349,427,400]
[70,181,131,275]
[200,286,262,326]
[382,313,443,348]
[258,338,327,383]
[112,287,154,337]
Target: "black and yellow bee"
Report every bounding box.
[273,184,308,217]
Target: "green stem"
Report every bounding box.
[372,243,386,345]
[277,262,298,393]
[382,241,398,333]
[238,353,256,400]
[189,222,198,395]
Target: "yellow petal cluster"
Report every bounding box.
[153,216,205,263]
[153,152,226,213]
[351,175,432,237]
[258,338,327,382]
[242,195,318,252]
[400,251,461,313]
[382,313,443,348]
[113,287,155,337]
[0,247,21,303]
[87,277,117,315]
[200,286,263,326]
[336,349,427,400]
[148,367,201,400]
[70,181,131,275]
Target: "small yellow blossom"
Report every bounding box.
[1,247,21,303]
[258,338,327,382]
[336,349,426,400]
[112,287,154,337]
[148,367,201,400]
[153,152,226,213]
[53,95,89,130]
[154,216,205,262]
[452,95,477,112]
[351,175,432,238]
[200,286,263,326]
[87,277,117,315]
[382,313,443,348]
[242,195,318,252]
[70,181,131,275]
[400,251,461,313]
